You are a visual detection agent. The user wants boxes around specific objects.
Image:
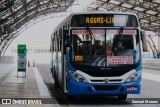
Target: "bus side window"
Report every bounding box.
[54,35,57,52]
[51,37,53,52]
[59,28,62,51]
[52,35,55,52]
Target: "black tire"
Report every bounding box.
[117,94,127,100]
[66,94,75,100]
[53,66,60,88]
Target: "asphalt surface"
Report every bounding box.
[36,64,160,107]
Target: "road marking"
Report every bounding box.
[143,72,160,83]
[33,67,61,107]
[33,67,51,97]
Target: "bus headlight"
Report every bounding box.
[125,71,141,82]
[69,70,88,83]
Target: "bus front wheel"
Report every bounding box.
[66,94,75,100]
[117,94,127,100]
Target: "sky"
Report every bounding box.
[6,0,94,50]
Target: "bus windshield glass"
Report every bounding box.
[71,29,140,67]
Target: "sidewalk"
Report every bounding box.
[0,64,40,98]
[0,64,55,107]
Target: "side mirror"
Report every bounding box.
[140,31,148,52]
[65,36,70,47]
[63,30,70,47]
[63,30,70,54]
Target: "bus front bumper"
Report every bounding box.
[68,77,141,95]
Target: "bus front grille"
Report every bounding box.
[91,79,122,83]
[93,85,119,91]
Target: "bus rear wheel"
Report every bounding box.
[117,94,127,100]
[53,67,60,88]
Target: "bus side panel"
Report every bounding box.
[50,37,53,72]
[58,51,62,87]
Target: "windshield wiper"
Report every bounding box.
[86,25,96,41]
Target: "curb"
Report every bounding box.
[143,65,160,70]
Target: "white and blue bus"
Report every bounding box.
[51,11,142,100]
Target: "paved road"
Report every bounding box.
[36,64,160,107]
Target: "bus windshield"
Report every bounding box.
[71,29,140,67]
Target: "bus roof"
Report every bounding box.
[53,11,138,34]
[70,11,137,16]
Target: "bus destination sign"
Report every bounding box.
[71,14,138,27]
[85,17,126,24]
